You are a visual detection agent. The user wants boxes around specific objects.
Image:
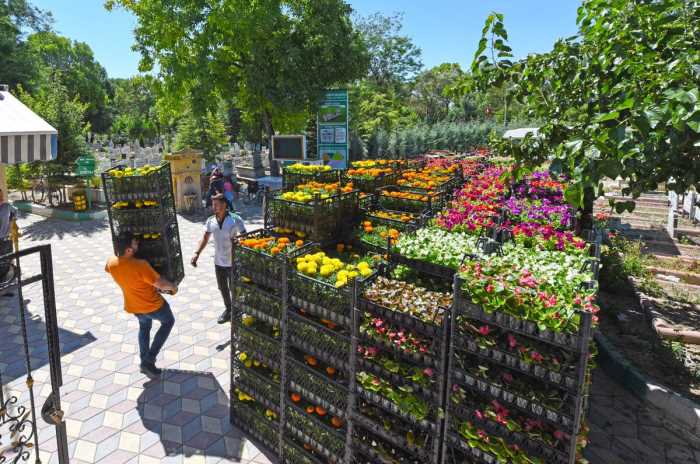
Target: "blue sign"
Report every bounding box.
[317,89,349,169]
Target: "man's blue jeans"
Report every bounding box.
[135,301,175,365]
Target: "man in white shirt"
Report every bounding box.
[191,194,246,323]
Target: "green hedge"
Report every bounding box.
[365,121,502,158]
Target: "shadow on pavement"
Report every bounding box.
[137,369,268,461]
[0,297,97,383]
[20,215,108,241]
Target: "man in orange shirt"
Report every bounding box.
[106,232,178,379]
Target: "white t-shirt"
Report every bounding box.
[205,214,246,267]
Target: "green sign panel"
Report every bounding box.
[75,156,96,176]
[317,89,349,169]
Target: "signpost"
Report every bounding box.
[317,89,349,169]
[75,156,96,210]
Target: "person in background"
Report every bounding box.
[231,178,241,202]
[223,176,235,211]
[191,194,246,324]
[0,188,17,291]
[105,232,178,379]
[206,168,225,210]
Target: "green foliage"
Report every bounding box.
[0,0,52,91]
[409,63,463,124]
[173,109,228,161]
[17,76,89,163]
[599,234,659,295]
[6,164,31,191]
[352,82,418,144]
[108,0,369,144]
[366,121,500,158]
[470,2,700,210]
[108,75,160,143]
[354,12,422,89]
[26,31,111,132]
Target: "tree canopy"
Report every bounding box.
[470,1,700,211]
[18,74,89,164]
[108,75,160,144]
[0,0,52,91]
[27,31,112,132]
[354,12,422,90]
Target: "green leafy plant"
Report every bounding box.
[467,3,700,226]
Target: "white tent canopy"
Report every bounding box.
[503,127,540,140]
[0,86,58,164]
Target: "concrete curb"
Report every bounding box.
[14,200,107,221]
[596,322,700,438]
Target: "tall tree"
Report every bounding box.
[470,2,700,224]
[173,109,229,161]
[409,63,463,124]
[27,31,112,133]
[354,12,422,91]
[109,75,160,144]
[106,0,369,175]
[18,74,89,164]
[351,81,417,152]
[0,0,52,90]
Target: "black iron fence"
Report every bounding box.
[0,245,69,464]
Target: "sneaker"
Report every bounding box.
[217,309,231,324]
[140,362,162,379]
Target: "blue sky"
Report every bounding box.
[32,0,580,79]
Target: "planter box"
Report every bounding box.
[282,169,341,189]
[266,190,359,243]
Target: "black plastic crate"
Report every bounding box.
[352,414,431,464]
[441,274,595,464]
[282,168,342,189]
[342,171,399,194]
[102,163,174,204]
[233,359,281,414]
[376,186,436,215]
[358,193,376,213]
[287,312,352,370]
[285,402,347,462]
[287,356,349,419]
[234,228,311,292]
[237,322,282,370]
[283,438,327,464]
[235,281,284,324]
[289,271,355,326]
[266,190,360,243]
[103,163,183,285]
[362,208,424,232]
[230,400,280,453]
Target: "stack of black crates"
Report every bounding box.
[441,232,601,464]
[230,235,359,464]
[282,167,342,190]
[230,163,600,464]
[229,234,453,464]
[353,263,450,464]
[102,163,184,284]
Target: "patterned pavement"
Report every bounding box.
[1,203,271,464]
[2,204,700,463]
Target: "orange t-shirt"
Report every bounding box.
[105,256,164,314]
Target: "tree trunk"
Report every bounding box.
[577,186,595,234]
[263,109,279,177]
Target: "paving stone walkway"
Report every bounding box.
[1,203,270,464]
[585,370,700,464]
[1,205,699,463]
